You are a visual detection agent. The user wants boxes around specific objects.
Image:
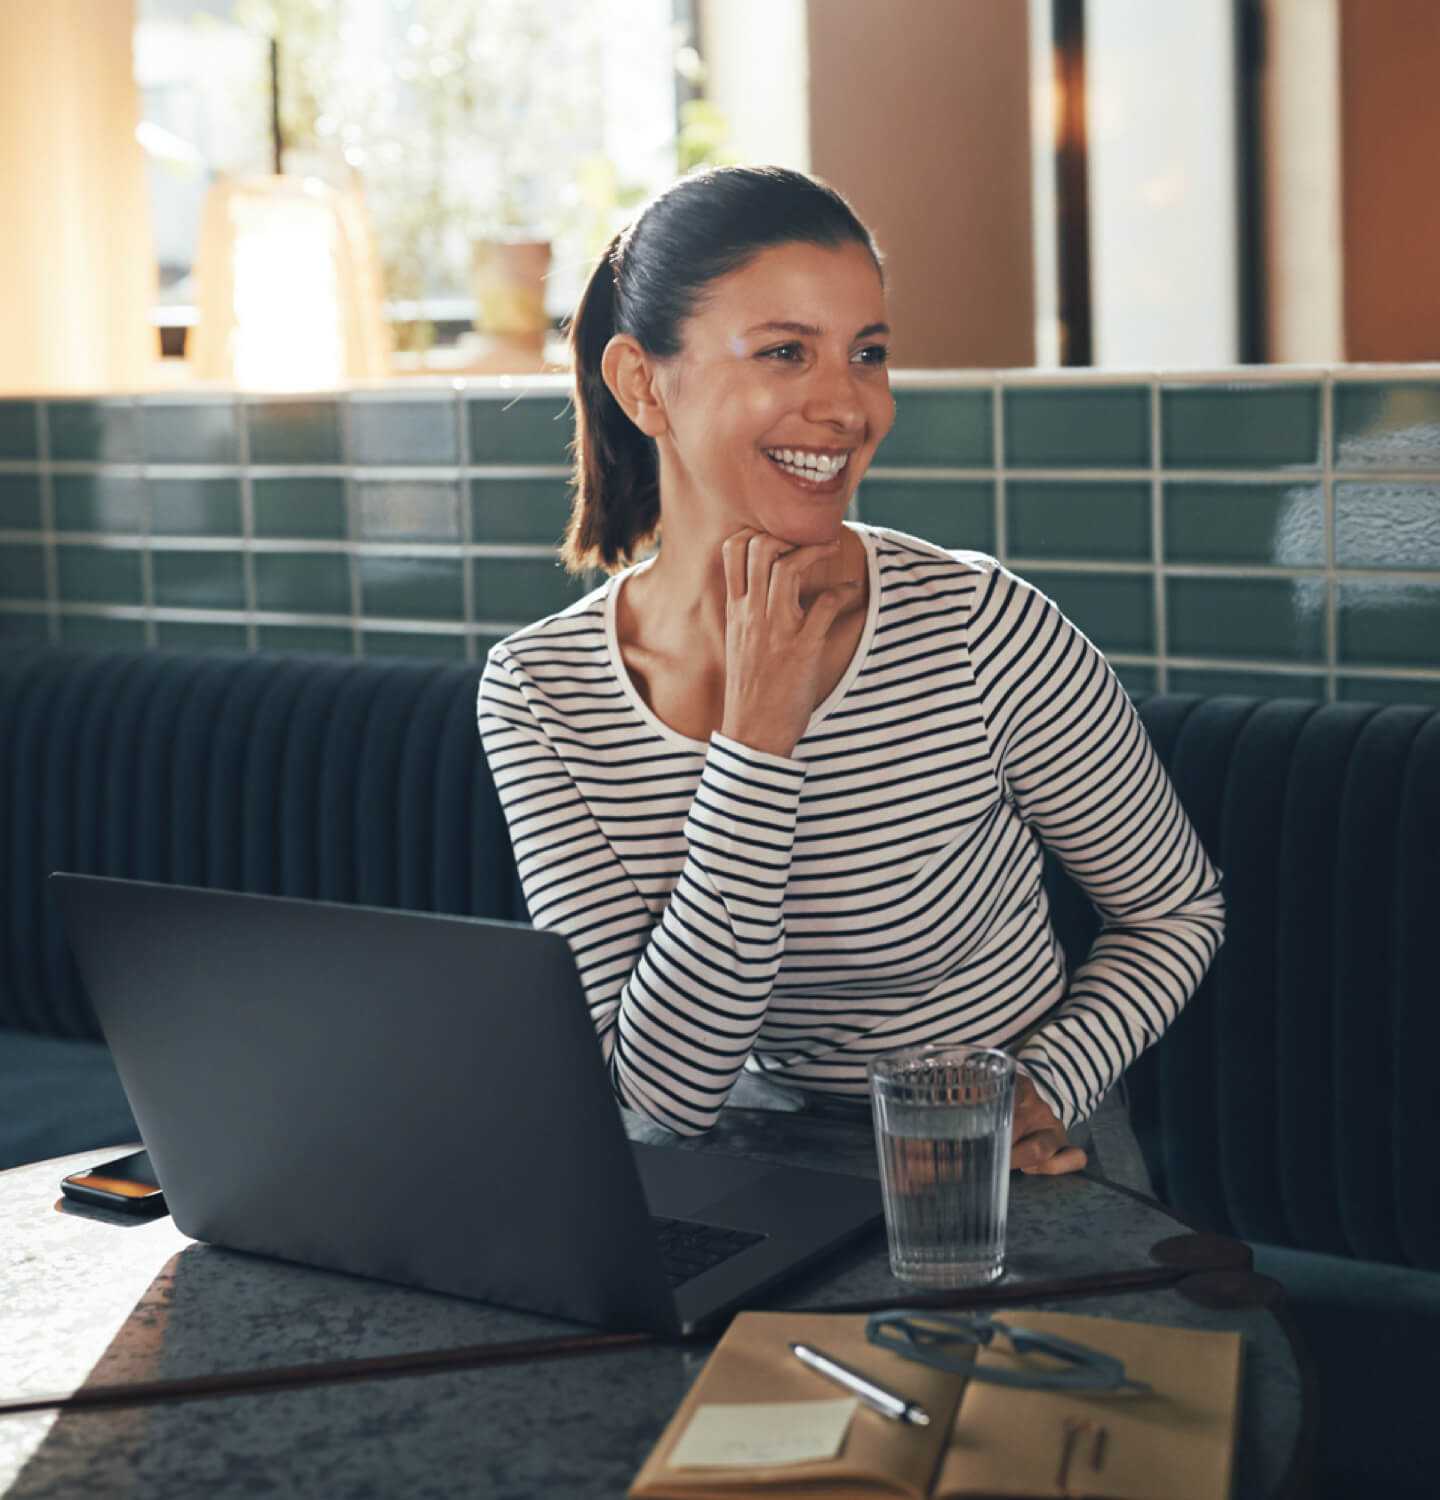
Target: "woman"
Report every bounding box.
[477,166,1224,1177]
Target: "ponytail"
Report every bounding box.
[560,235,661,576]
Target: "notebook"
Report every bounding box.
[629,1308,1244,1499]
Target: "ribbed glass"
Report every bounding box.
[868,1044,1016,1287]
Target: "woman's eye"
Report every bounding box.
[760,343,803,361]
[856,345,891,366]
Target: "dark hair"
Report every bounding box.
[560,165,885,576]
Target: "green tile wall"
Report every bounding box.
[0,373,1434,701]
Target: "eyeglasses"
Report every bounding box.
[865,1311,1151,1395]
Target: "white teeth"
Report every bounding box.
[767,448,849,479]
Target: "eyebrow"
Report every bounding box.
[745,320,891,341]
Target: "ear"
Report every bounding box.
[601,334,670,438]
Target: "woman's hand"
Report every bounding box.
[719,529,861,759]
[1011,1073,1087,1175]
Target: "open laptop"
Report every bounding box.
[51,873,883,1337]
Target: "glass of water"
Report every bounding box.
[868,1044,1017,1287]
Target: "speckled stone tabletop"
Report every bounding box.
[0,1107,1305,1499]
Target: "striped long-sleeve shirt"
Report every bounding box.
[477,524,1225,1135]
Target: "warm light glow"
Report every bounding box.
[190,175,390,390]
[230,183,345,389]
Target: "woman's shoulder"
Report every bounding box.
[483,577,612,686]
[857,522,1010,600]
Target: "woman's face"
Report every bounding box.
[648,239,895,549]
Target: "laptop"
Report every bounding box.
[51,873,883,1337]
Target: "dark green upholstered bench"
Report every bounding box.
[4,648,1437,1494]
[1044,695,1440,1499]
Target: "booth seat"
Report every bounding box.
[3,647,1437,1496]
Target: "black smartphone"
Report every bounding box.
[60,1148,168,1217]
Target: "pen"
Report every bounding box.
[790,1341,931,1427]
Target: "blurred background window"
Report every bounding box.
[134,0,699,362]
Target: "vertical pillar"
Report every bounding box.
[0,0,156,393]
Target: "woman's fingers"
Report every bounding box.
[721,531,752,601]
[1011,1126,1087,1174]
[1023,1143,1088,1176]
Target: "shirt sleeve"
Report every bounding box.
[477,647,806,1134]
[963,563,1226,1128]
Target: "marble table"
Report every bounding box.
[0,1107,1310,1498]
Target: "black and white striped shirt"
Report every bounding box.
[477,524,1225,1135]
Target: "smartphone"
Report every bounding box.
[60,1148,168,1217]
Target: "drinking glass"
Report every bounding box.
[868,1044,1016,1287]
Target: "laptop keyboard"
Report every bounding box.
[650,1216,766,1287]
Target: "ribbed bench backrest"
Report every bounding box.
[1043,695,1440,1273]
[0,649,522,1042]
[5,650,1438,1271]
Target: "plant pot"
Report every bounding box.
[470,237,552,346]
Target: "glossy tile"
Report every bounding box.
[152,550,246,610]
[470,476,574,547]
[1167,576,1326,661]
[350,398,458,466]
[55,546,144,605]
[149,478,242,536]
[1004,387,1149,469]
[53,474,144,534]
[856,479,994,551]
[357,481,461,542]
[1161,385,1320,470]
[246,399,343,465]
[59,614,147,647]
[47,400,140,462]
[473,631,510,660]
[257,624,354,655]
[252,477,348,539]
[1336,675,1440,708]
[0,402,38,460]
[1336,580,1440,667]
[362,630,467,659]
[1163,482,1324,567]
[142,400,239,465]
[881,390,992,468]
[155,620,248,652]
[1006,480,1150,561]
[254,552,352,615]
[0,545,46,599]
[359,555,464,620]
[1334,381,1440,471]
[1167,667,1327,700]
[471,555,591,622]
[468,395,573,466]
[1022,568,1154,653]
[1334,483,1440,569]
[0,475,42,530]
[0,611,49,642]
[1113,663,1158,696]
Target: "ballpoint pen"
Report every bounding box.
[790,1342,931,1427]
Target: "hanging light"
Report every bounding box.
[188,173,390,390]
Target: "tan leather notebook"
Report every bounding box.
[629,1308,1243,1500]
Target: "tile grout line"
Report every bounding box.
[1151,381,1167,692]
[238,395,258,652]
[35,403,58,645]
[1322,375,1338,703]
[340,395,362,657]
[993,382,1007,565]
[137,396,156,648]
[457,390,476,663]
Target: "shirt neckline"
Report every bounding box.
[603,522,882,756]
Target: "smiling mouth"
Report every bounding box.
[763,449,853,487]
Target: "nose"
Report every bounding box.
[802,357,867,434]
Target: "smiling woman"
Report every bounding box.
[476,166,1225,1175]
